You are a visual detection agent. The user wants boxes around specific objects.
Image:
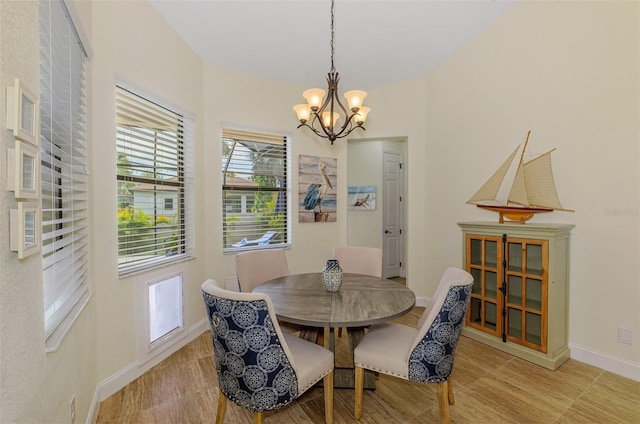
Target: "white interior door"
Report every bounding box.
[383,150,404,278]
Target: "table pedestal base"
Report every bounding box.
[334,367,376,390]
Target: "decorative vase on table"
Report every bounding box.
[322,259,343,292]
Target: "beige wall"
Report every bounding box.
[0,1,97,423]
[367,1,640,368]
[0,1,638,423]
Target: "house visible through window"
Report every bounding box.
[116,86,193,274]
[222,129,288,251]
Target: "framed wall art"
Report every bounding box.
[348,186,376,211]
[298,155,337,222]
[7,139,40,199]
[10,201,41,259]
[6,78,40,145]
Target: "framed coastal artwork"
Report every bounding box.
[348,186,376,211]
[298,155,337,222]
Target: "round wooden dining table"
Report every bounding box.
[253,272,416,388]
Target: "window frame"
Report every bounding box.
[40,0,91,350]
[115,85,194,275]
[221,128,290,253]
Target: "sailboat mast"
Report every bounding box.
[516,130,532,172]
[505,130,532,207]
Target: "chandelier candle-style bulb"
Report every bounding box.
[293,104,311,124]
[322,111,340,128]
[355,106,370,125]
[303,88,325,111]
[344,90,367,111]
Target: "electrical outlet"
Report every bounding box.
[617,327,633,345]
[70,395,76,424]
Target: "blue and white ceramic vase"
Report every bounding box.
[322,259,343,292]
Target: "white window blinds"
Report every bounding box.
[222,129,288,251]
[40,0,90,341]
[116,86,194,275]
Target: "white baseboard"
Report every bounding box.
[421,294,640,382]
[569,342,640,382]
[87,318,209,423]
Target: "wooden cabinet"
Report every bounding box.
[458,221,574,370]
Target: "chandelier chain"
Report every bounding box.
[330,0,335,74]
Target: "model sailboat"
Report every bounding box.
[467,130,573,223]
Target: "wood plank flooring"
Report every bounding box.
[97,305,640,423]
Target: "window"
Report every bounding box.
[116,86,193,274]
[40,0,90,348]
[148,273,183,345]
[222,129,288,251]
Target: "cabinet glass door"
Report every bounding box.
[506,239,548,352]
[466,235,501,337]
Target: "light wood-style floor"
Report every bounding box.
[97,305,640,423]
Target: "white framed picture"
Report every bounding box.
[10,201,41,259]
[7,140,40,199]
[6,78,40,145]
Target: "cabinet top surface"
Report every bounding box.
[458,221,575,232]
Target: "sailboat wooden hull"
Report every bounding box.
[476,204,553,224]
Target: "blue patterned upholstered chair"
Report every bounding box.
[353,267,473,424]
[201,280,334,424]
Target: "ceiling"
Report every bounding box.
[150,0,515,91]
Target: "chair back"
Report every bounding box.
[332,246,382,277]
[201,279,299,413]
[408,267,473,383]
[235,249,289,292]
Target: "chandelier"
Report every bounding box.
[293,0,370,145]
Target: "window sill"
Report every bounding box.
[118,254,195,279]
[223,243,291,255]
[45,289,93,353]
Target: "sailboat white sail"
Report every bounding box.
[467,131,573,223]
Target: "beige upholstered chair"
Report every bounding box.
[201,280,334,424]
[353,267,474,424]
[332,246,383,336]
[235,249,300,335]
[235,249,290,293]
[332,246,383,278]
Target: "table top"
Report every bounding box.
[253,273,416,328]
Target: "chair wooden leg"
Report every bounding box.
[354,366,364,420]
[323,371,334,424]
[447,377,455,405]
[437,381,451,424]
[338,327,343,337]
[253,412,264,424]
[215,389,227,424]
